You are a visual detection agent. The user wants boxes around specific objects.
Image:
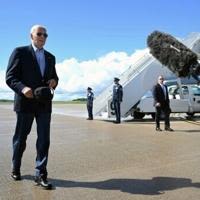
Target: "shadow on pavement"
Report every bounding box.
[175,130,200,133]
[23,175,200,195]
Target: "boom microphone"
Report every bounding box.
[147,30,200,82]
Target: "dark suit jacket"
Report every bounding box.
[87,91,94,107]
[6,45,58,113]
[112,84,123,102]
[152,83,170,109]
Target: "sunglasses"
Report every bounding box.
[36,32,48,38]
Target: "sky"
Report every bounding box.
[0,0,200,100]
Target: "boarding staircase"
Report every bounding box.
[93,32,200,118]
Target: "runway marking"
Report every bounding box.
[177,115,200,126]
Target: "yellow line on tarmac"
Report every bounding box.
[179,116,200,126]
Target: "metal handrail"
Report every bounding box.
[93,52,153,115]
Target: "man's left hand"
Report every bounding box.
[47,79,57,88]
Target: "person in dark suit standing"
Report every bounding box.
[6,25,58,189]
[112,77,123,123]
[86,87,94,120]
[152,75,173,132]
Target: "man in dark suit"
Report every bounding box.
[6,25,58,189]
[152,75,173,132]
[112,77,123,123]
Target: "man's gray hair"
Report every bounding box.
[30,25,47,34]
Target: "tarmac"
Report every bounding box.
[1,103,200,200]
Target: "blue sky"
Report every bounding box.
[0,0,200,100]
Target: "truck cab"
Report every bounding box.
[132,80,200,119]
[169,84,200,116]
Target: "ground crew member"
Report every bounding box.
[112,77,123,123]
[86,87,94,120]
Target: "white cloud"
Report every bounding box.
[0,49,148,100]
[56,49,148,99]
[0,70,8,90]
[0,70,13,100]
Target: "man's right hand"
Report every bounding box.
[22,87,33,98]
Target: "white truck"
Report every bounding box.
[132,79,200,119]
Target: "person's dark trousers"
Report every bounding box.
[113,101,121,123]
[12,112,51,178]
[155,106,170,128]
[87,105,93,119]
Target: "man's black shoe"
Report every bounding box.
[165,127,174,131]
[113,121,120,124]
[35,176,52,190]
[156,127,162,131]
[11,172,21,181]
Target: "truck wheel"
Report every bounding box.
[133,111,145,119]
[151,113,155,120]
[186,112,195,117]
